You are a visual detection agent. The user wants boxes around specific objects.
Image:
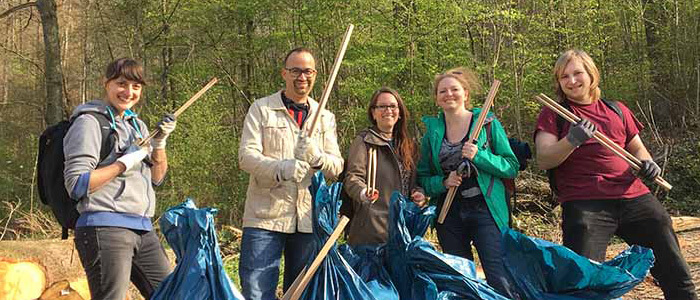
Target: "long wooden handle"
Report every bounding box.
[282,216,350,300]
[468,80,501,142]
[370,149,374,190]
[139,77,218,147]
[437,187,457,224]
[535,94,672,191]
[305,24,354,137]
[437,80,501,224]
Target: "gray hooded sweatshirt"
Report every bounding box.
[63,100,157,220]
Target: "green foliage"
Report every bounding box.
[659,137,700,214]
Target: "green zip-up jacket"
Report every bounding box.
[416,108,518,231]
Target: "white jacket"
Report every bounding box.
[238,91,343,233]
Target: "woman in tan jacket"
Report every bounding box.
[343,87,426,246]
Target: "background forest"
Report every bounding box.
[1,0,699,238]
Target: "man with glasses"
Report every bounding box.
[238,47,344,300]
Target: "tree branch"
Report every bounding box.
[0,44,43,72]
[0,2,37,20]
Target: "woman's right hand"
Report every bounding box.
[360,187,379,202]
[443,171,462,189]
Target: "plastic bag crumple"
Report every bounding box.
[296,171,379,300]
[151,198,244,300]
[502,228,654,300]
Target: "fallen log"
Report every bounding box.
[672,216,700,233]
[0,258,46,300]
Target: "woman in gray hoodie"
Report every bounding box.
[63,58,175,300]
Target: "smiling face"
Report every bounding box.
[557,58,593,104]
[104,76,142,115]
[436,76,469,111]
[371,92,401,133]
[282,51,316,102]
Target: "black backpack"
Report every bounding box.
[37,112,115,239]
[546,98,624,198]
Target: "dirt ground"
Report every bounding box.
[1,230,698,299]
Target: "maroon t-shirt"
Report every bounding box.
[534,99,650,202]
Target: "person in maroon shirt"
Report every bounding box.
[534,49,697,300]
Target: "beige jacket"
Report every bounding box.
[238,91,344,233]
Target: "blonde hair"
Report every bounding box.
[553,49,601,102]
[433,67,481,109]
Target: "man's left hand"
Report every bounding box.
[294,135,323,167]
[637,159,661,181]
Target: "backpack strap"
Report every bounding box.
[78,112,116,162]
[601,98,624,125]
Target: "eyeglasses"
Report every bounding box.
[372,104,399,111]
[285,68,317,78]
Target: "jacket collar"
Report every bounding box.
[270,90,318,112]
[363,127,392,146]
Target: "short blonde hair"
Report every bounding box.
[553,49,601,102]
[433,67,481,109]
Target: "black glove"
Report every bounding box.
[637,159,661,181]
[566,119,596,147]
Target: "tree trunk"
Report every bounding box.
[37,0,64,125]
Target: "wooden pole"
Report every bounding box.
[139,77,218,147]
[370,147,378,203]
[281,216,350,300]
[437,80,501,224]
[305,24,354,137]
[534,93,672,191]
[370,149,374,191]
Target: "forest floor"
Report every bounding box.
[0,227,698,299]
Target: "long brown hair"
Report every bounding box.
[367,87,417,172]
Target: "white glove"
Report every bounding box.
[277,159,310,183]
[294,135,323,168]
[152,114,177,149]
[117,148,149,172]
[360,187,379,203]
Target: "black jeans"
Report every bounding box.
[436,196,518,299]
[562,193,697,300]
[75,226,171,300]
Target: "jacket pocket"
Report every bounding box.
[254,182,290,219]
[262,113,289,158]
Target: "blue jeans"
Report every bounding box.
[239,227,314,300]
[436,196,518,299]
[562,194,697,300]
[74,226,171,300]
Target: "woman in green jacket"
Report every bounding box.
[417,67,519,299]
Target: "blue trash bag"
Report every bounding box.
[297,171,378,300]
[501,228,654,300]
[338,244,400,300]
[151,198,244,300]
[385,191,510,300]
